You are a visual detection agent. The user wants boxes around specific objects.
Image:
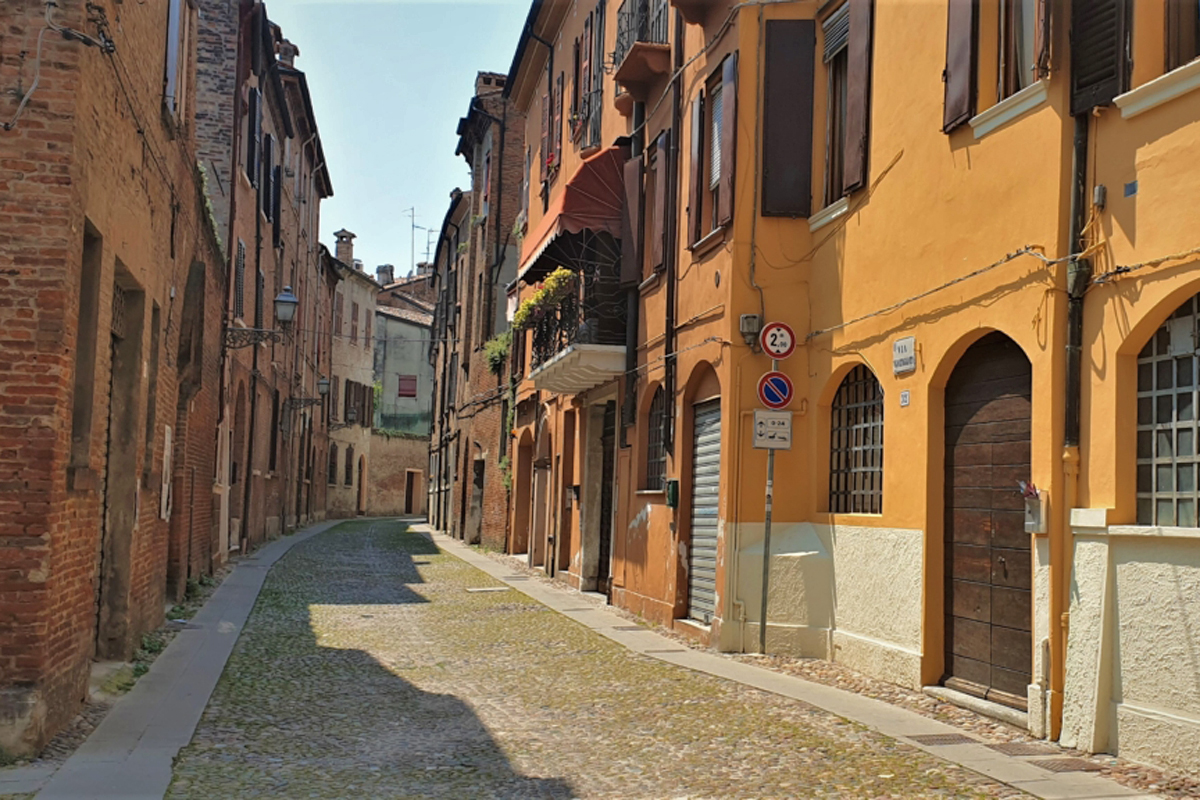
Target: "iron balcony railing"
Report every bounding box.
[614,0,669,70]
[530,271,627,373]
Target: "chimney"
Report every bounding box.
[376,264,395,285]
[416,262,432,276]
[334,229,355,265]
[353,259,364,272]
[278,39,300,67]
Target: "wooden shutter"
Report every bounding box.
[717,54,737,228]
[247,88,260,185]
[1070,0,1128,115]
[843,0,874,194]
[540,93,549,182]
[572,39,581,117]
[582,16,592,106]
[620,155,644,286]
[554,73,565,166]
[688,93,704,246]
[272,165,282,247]
[1034,0,1051,78]
[652,130,669,270]
[262,134,273,217]
[942,0,976,132]
[762,20,815,217]
[398,375,418,398]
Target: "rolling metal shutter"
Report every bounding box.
[688,399,721,623]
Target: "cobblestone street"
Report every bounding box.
[163,520,1024,799]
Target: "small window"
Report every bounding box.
[706,79,724,231]
[328,443,338,485]
[999,0,1037,100]
[829,365,883,514]
[1167,0,1200,71]
[645,386,667,491]
[351,301,359,344]
[364,314,372,349]
[823,4,849,207]
[398,375,418,398]
[345,445,355,487]
[1136,293,1200,526]
[163,0,194,121]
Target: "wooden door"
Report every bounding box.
[943,333,1032,710]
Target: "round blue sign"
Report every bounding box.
[757,371,793,410]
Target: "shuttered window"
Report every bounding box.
[688,93,704,245]
[717,54,737,228]
[829,365,884,514]
[234,239,246,319]
[262,134,274,219]
[999,0,1038,98]
[824,7,850,206]
[553,72,565,173]
[540,94,550,182]
[345,445,354,486]
[350,301,359,344]
[398,374,418,398]
[645,385,667,491]
[1070,0,1128,114]
[254,269,264,328]
[762,19,816,217]
[620,154,644,286]
[247,87,261,185]
[843,0,874,194]
[328,444,338,485]
[271,165,282,247]
[687,52,738,244]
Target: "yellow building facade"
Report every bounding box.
[500,0,1200,770]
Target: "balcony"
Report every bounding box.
[668,0,712,27]
[528,268,626,395]
[613,0,670,100]
[570,89,604,152]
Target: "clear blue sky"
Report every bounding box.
[267,1,528,277]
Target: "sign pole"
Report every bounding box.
[760,357,777,655]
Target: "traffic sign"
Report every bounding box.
[760,322,796,360]
[757,371,793,410]
[753,410,793,450]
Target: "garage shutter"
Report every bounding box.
[688,399,721,623]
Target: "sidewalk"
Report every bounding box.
[3,520,344,800]
[424,526,1158,800]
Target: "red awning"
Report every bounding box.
[517,145,627,283]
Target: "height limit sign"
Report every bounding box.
[760,321,796,360]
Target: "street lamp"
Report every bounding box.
[330,406,358,431]
[223,286,301,349]
[286,374,330,411]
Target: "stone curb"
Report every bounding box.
[31,519,345,800]
[422,526,1158,800]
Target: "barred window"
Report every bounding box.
[829,365,883,514]
[645,385,667,490]
[327,444,338,485]
[345,445,355,487]
[1137,293,1200,526]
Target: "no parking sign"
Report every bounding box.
[757,371,793,410]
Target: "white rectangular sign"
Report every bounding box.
[753,410,792,450]
[893,336,916,375]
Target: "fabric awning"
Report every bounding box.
[517,145,628,284]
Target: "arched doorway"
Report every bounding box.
[512,432,534,555]
[943,332,1032,710]
[357,455,367,516]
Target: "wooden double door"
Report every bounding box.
[943,333,1032,710]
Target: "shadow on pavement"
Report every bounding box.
[168,519,576,800]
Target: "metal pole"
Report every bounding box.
[759,357,777,655]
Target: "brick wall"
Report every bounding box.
[0,0,219,755]
[366,432,428,516]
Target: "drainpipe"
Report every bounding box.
[623,100,647,438]
[664,9,683,455]
[1055,113,1091,740]
[242,177,263,553]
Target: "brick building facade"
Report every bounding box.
[429,73,525,550]
[0,0,227,755]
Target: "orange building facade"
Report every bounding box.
[487,0,1200,769]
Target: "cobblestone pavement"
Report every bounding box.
[166,520,1027,799]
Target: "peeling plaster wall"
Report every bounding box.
[735,522,923,686]
[1063,524,1200,773]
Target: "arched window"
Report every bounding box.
[829,364,884,514]
[345,445,355,487]
[1137,294,1200,526]
[327,444,338,485]
[645,385,667,491]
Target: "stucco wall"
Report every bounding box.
[366,432,428,516]
[736,522,924,687]
[1063,521,1200,773]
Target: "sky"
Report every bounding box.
[267,0,529,277]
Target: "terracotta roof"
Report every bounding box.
[376,305,433,328]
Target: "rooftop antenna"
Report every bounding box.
[403,207,417,275]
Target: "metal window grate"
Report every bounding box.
[110,284,127,339]
[1136,293,1200,526]
[645,385,667,490]
[829,364,884,514]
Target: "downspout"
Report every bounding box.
[242,178,263,552]
[1055,113,1091,740]
[665,9,683,454]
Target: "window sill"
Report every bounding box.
[1115,58,1200,118]
[689,226,727,258]
[639,271,662,293]
[969,79,1047,140]
[636,488,666,497]
[808,196,849,233]
[1098,524,1200,540]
